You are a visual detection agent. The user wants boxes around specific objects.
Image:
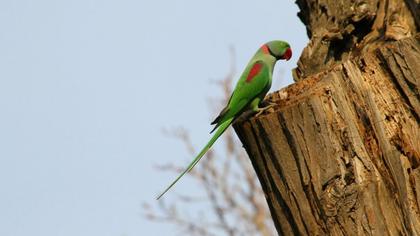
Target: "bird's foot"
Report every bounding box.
[260,100,277,107]
[255,103,276,117]
[234,104,276,125]
[255,104,276,117]
[234,102,277,125]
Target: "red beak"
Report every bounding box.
[283,48,292,61]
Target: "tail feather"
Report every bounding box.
[156,117,234,200]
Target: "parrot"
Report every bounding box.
[157,40,292,199]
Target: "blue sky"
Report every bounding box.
[0,0,307,235]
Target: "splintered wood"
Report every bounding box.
[234,36,420,235]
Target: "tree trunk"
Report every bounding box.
[233,0,420,235]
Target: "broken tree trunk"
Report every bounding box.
[233,0,420,235]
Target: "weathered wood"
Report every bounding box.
[234,36,420,235]
[233,0,420,233]
[294,0,418,80]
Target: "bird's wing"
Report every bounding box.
[212,60,271,127]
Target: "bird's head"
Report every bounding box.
[261,40,292,61]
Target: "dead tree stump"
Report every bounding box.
[233,0,420,235]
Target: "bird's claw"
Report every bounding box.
[260,100,277,107]
[255,103,276,117]
[234,103,277,124]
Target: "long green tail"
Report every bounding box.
[156,117,234,200]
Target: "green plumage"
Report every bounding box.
[157,40,291,199]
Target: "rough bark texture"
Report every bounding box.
[233,0,420,235]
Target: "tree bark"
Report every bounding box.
[233,0,420,235]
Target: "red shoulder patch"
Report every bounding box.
[246,62,263,83]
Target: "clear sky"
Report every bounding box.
[0,0,307,235]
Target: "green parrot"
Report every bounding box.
[157,40,292,199]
